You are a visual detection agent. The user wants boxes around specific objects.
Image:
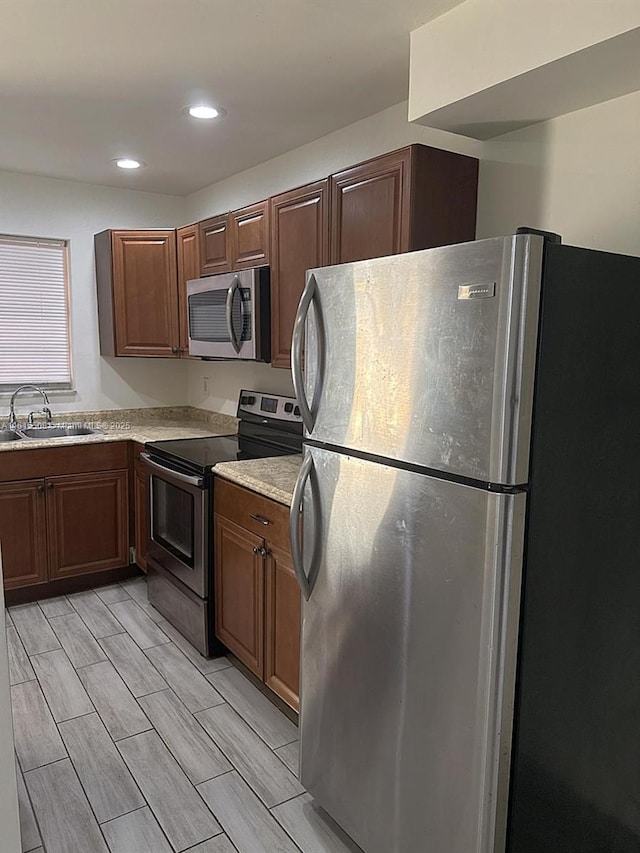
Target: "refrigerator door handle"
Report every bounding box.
[289,453,320,601]
[291,273,326,433]
[225,275,241,353]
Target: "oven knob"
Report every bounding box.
[241,395,256,406]
[284,403,293,413]
[294,406,300,417]
[246,396,256,405]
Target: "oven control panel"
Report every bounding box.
[237,390,302,424]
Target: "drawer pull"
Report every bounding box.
[250,514,271,526]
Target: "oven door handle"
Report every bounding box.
[226,275,242,354]
[140,453,204,488]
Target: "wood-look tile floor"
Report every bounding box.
[8,578,362,853]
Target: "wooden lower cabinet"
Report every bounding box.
[214,480,301,710]
[214,515,265,678]
[47,470,129,580]
[0,443,134,598]
[0,480,48,590]
[265,544,301,711]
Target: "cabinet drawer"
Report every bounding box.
[214,478,290,551]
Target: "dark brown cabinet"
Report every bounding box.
[330,144,479,265]
[199,214,232,277]
[214,515,265,678]
[214,478,300,709]
[0,481,48,590]
[95,229,181,357]
[47,470,129,580]
[230,200,270,270]
[176,223,200,358]
[265,543,301,711]
[1,443,133,601]
[270,181,329,369]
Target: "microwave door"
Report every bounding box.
[187,270,259,360]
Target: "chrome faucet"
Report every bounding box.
[9,385,52,430]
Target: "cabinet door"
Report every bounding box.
[270,181,329,369]
[214,515,265,677]
[199,214,232,276]
[47,470,129,580]
[110,230,180,357]
[330,148,412,264]
[176,223,200,358]
[0,480,48,590]
[265,543,301,711]
[133,461,149,573]
[230,200,270,270]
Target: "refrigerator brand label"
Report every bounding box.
[458,282,496,300]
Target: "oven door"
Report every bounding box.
[141,453,208,598]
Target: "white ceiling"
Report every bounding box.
[0,0,462,196]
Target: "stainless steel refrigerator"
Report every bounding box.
[289,231,640,853]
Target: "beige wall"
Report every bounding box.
[0,170,188,414]
[477,89,640,255]
[409,0,640,121]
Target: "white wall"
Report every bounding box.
[185,101,482,412]
[477,90,640,255]
[0,170,188,414]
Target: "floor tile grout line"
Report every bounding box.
[28,644,97,725]
[114,728,223,852]
[65,589,129,640]
[204,676,300,755]
[191,708,302,813]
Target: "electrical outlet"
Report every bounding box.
[203,376,209,394]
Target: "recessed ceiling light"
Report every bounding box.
[186,104,226,120]
[113,158,145,170]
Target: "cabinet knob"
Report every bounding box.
[37,485,45,493]
[252,546,269,557]
[48,483,54,490]
[171,346,180,355]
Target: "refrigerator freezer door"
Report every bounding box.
[297,234,543,486]
[296,445,526,853]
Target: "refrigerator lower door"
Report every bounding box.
[297,445,526,853]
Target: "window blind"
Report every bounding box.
[0,235,72,389]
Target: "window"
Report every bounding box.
[0,235,72,390]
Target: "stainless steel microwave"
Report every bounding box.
[187,267,271,361]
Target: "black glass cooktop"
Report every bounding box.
[146,429,301,476]
[146,434,242,473]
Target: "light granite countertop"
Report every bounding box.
[0,406,238,453]
[214,454,303,506]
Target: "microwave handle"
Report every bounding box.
[226,275,241,354]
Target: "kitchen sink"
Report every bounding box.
[0,429,22,442]
[17,425,102,439]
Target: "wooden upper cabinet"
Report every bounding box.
[47,469,129,581]
[0,480,48,590]
[95,229,180,357]
[230,200,270,269]
[199,214,232,276]
[330,144,479,265]
[176,223,200,357]
[270,181,329,369]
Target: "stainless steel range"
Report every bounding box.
[142,390,302,656]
